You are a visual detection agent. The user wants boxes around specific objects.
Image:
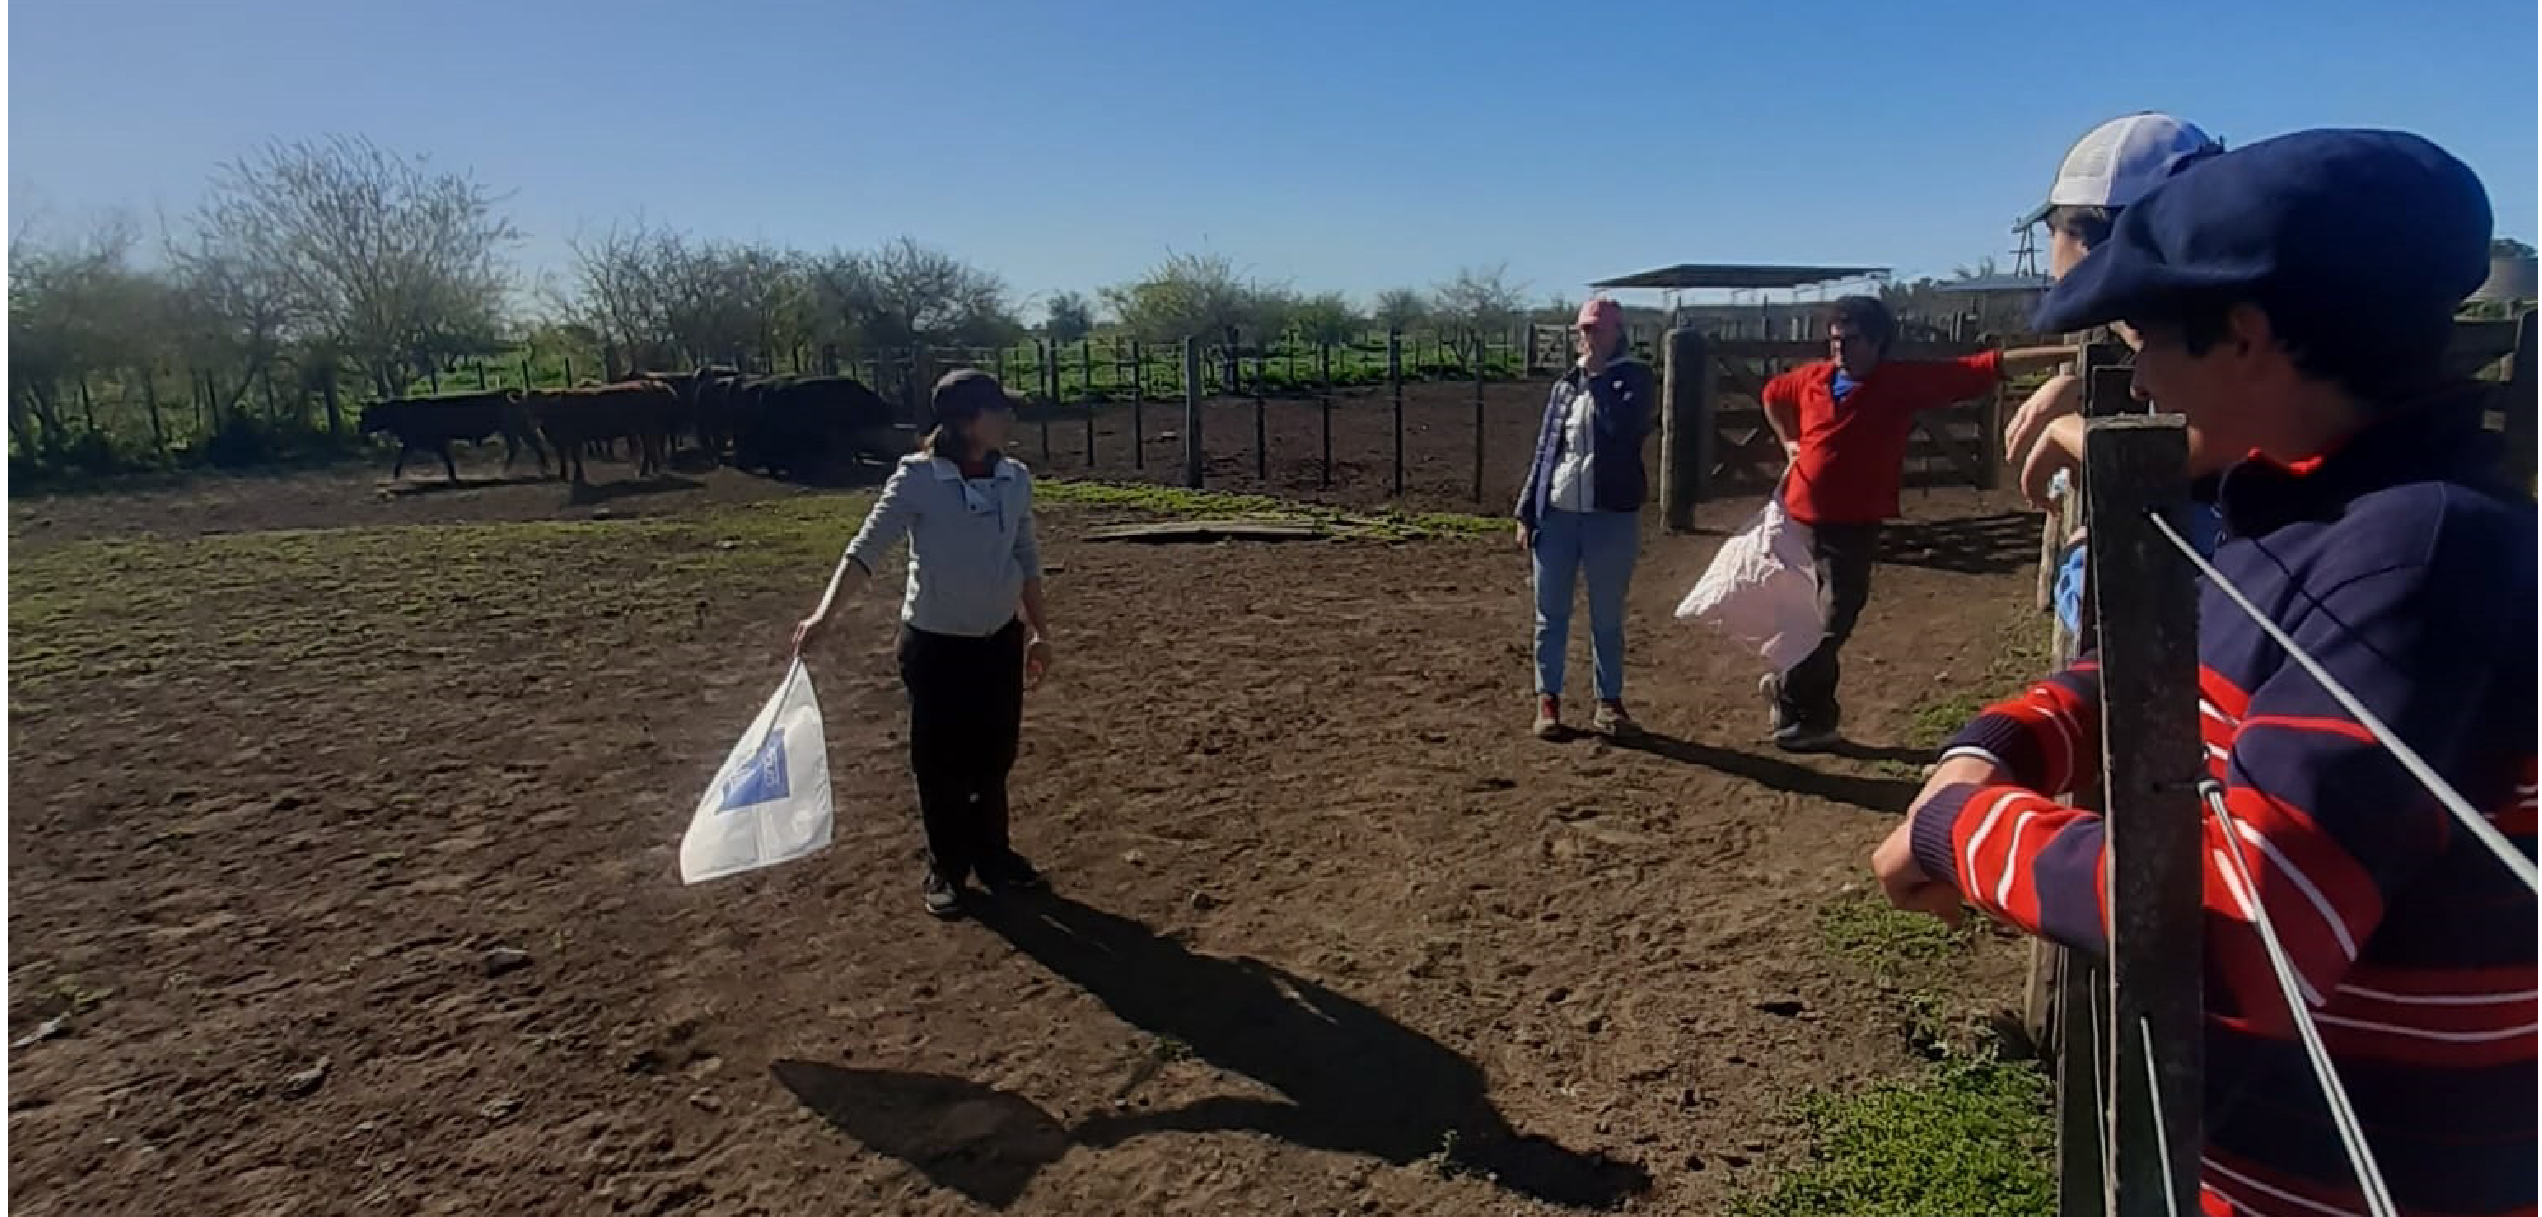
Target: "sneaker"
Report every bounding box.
[980,852,1046,895]
[922,870,966,918]
[1772,723,1843,754]
[1593,701,1642,740]
[1532,696,1563,741]
[1759,672,1785,734]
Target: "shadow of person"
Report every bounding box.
[770,1061,1072,1210]
[974,894,1650,1210]
[1613,731,1922,815]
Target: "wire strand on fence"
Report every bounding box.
[2147,510,2538,892]
[2135,1014,2184,1217]
[2199,778,2400,1217]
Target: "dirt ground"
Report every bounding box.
[8,456,2052,1215]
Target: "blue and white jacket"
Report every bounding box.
[1516,357,1655,524]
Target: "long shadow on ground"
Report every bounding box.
[934,894,1651,1210]
[1615,732,1922,814]
[1876,511,2043,576]
[771,1063,1073,1209]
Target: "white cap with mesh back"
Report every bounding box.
[2024,112,2224,226]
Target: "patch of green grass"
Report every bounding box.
[1036,478,1502,539]
[1731,1056,2054,1217]
[1898,611,2059,749]
[1816,891,1974,972]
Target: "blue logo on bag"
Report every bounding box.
[716,730,790,813]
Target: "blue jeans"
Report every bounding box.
[1532,508,1639,701]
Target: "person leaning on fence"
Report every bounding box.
[1755,296,2072,752]
[1515,296,1653,742]
[1999,112,2231,643]
[792,369,1057,920]
[1870,129,2536,1217]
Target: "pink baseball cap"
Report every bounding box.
[1576,297,1624,328]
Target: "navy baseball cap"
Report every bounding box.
[2033,128,2492,336]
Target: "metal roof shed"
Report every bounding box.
[1588,263,1890,292]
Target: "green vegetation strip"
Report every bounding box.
[9,482,1490,704]
[1035,479,1504,539]
[1736,891,2052,1214]
[1732,1057,2054,1217]
[1816,890,1976,971]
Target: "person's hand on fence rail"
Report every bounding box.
[2003,372,2082,462]
[1871,753,2011,926]
[2020,415,2088,510]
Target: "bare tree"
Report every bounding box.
[197,136,518,396]
[7,215,164,452]
[1102,251,1261,342]
[1044,290,1096,342]
[164,212,303,424]
[867,238,1020,348]
[562,219,678,375]
[1371,287,1428,334]
[1288,291,1360,348]
[1428,263,1527,341]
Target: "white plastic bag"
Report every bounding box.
[679,659,833,884]
[1674,495,1824,675]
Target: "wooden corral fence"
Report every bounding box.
[1656,332,2027,528]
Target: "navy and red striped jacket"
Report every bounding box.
[1908,388,2536,1217]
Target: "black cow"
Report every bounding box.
[521,382,681,484]
[620,366,742,458]
[360,391,547,483]
[725,375,906,477]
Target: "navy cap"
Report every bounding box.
[931,368,1024,424]
[2033,128,2492,336]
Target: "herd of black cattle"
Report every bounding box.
[358,368,906,485]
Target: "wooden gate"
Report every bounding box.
[1697,338,2005,498]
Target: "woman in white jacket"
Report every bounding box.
[792,370,1054,919]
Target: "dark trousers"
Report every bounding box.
[897,621,1027,884]
[1776,522,1881,732]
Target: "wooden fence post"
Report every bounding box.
[476,360,490,391]
[1660,328,1713,531]
[1130,339,1146,472]
[1471,335,1487,503]
[1253,348,1268,483]
[320,370,343,439]
[1320,342,1335,489]
[141,368,165,454]
[2507,308,2536,493]
[1036,338,1053,463]
[1387,330,1405,497]
[2082,401,2204,1215]
[1182,337,1204,489]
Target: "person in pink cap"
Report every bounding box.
[1514,296,1654,740]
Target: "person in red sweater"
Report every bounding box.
[1872,128,2531,1217]
[1759,296,2070,751]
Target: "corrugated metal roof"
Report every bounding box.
[1588,263,1891,291]
[1931,273,2052,295]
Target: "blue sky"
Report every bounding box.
[11,0,2536,317]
